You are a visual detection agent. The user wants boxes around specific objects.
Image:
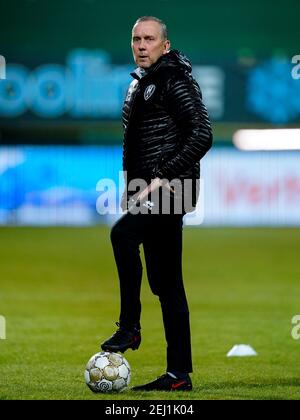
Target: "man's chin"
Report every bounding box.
[138,62,151,69]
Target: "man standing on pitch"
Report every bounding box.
[101,16,212,391]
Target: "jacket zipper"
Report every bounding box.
[124,83,140,139]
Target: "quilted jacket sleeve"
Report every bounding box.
[155,75,213,179]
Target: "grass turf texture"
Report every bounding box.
[0,227,300,400]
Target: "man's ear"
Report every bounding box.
[164,40,171,53]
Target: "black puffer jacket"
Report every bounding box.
[122,49,213,211]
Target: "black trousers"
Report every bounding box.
[110,211,192,374]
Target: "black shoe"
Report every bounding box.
[132,373,192,392]
[101,322,141,353]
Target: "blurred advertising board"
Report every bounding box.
[0,146,300,226]
[1,49,300,124]
[203,149,300,226]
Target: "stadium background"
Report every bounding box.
[0,0,300,400]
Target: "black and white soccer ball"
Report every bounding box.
[85,352,131,393]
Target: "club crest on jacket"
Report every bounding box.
[144,84,156,101]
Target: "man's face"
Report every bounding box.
[131,21,170,69]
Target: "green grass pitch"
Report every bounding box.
[0,226,300,400]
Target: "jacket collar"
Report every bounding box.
[131,67,147,80]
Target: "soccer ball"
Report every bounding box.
[84,352,131,393]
